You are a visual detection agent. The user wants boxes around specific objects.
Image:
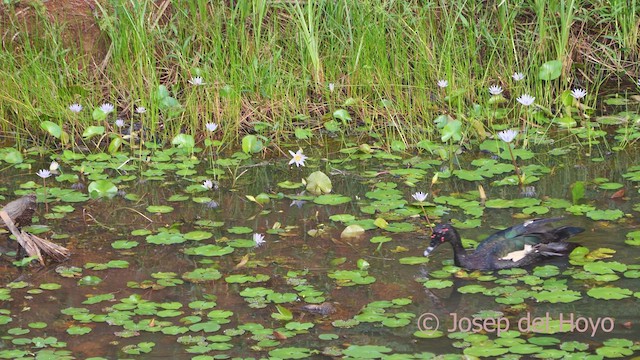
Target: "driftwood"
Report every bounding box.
[0,194,37,228]
[0,194,70,265]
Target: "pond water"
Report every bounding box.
[0,141,639,359]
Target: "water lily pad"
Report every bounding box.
[343,345,392,359]
[533,290,582,303]
[146,205,174,214]
[398,257,429,265]
[184,231,213,241]
[306,171,332,195]
[586,286,632,300]
[585,209,624,221]
[423,279,453,289]
[184,245,234,257]
[88,180,118,198]
[268,347,315,359]
[314,194,351,205]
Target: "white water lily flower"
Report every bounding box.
[288,149,308,167]
[253,233,266,247]
[136,106,146,114]
[437,79,448,88]
[37,169,51,179]
[489,85,503,96]
[69,103,83,113]
[49,161,59,172]
[188,76,205,86]
[115,119,125,128]
[328,83,335,92]
[100,103,114,114]
[512,72,525,81]
[498,129,518,143]
[412,192,428,202]
[206,122,218,132]
[202,180,213,189]
[571,88,587,100]
[516,94,535,106]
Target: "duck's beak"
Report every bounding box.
[423,237,441,256]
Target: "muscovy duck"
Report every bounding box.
[423,218,584,270]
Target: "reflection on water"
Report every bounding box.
[0,146,639,358]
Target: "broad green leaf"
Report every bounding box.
[538,60,562,81]
[83,126,105,139]
[40,121,62,138]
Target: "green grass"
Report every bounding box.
[0,0,638,151]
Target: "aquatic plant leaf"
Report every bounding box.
[294,127,312,139]
[0,147,23,165]
[278,180,303,189]
[596,346,634,358]
[87,180,117,198]
[241,135,263,154]
[330,214,356,222]
[454,169,484,181]
[67,326,92,335]
[587,286,633,300]
[184,245,234,257]
[538,60,562,80]
[571,181,585,203]
[91,108,107,121]
[111,240,139,250]
[463,346,508,357]
[306,171,332,195]
[370,235,391,244]
[40,121,62,138]
[343,345,392,358]
[268,347,314,359]
[533,290,582,303]
[332,109,352,123]
[83,293,115,305]
[182,268,222,283]
[423,280,453,289]
[341,224,365,238]
[314,194,350,205]
[583,261,627,274]
[171,134,195,151]
[108,136,122,154]
[585,209,624,221]
[146,205,174,214]
[227,226,253,234]
[82,126,105,139]
[184,231,213,241]
[625,230,640,246]
[441,119,462,142]
[78,276,102,286]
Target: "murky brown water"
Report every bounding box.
[1,146,639,358]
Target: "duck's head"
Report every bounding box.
[423,223,458,256]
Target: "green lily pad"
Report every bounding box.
[585,209,624,221]
[268,347,315,359]
[314,194,351,205]
[306,171,332,195]
[88,180,118,198]
[146,205,174,214]
[184,231,213,241]
[587,286,632,300]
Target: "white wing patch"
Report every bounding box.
[500,244,534,262]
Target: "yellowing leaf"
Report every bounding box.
[341,225,365,238]
[374,217,388,229]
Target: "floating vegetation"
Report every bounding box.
[0,141,637,359]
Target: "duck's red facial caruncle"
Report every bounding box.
[425,227,450,256]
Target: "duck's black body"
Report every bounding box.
[424,218,584,270]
